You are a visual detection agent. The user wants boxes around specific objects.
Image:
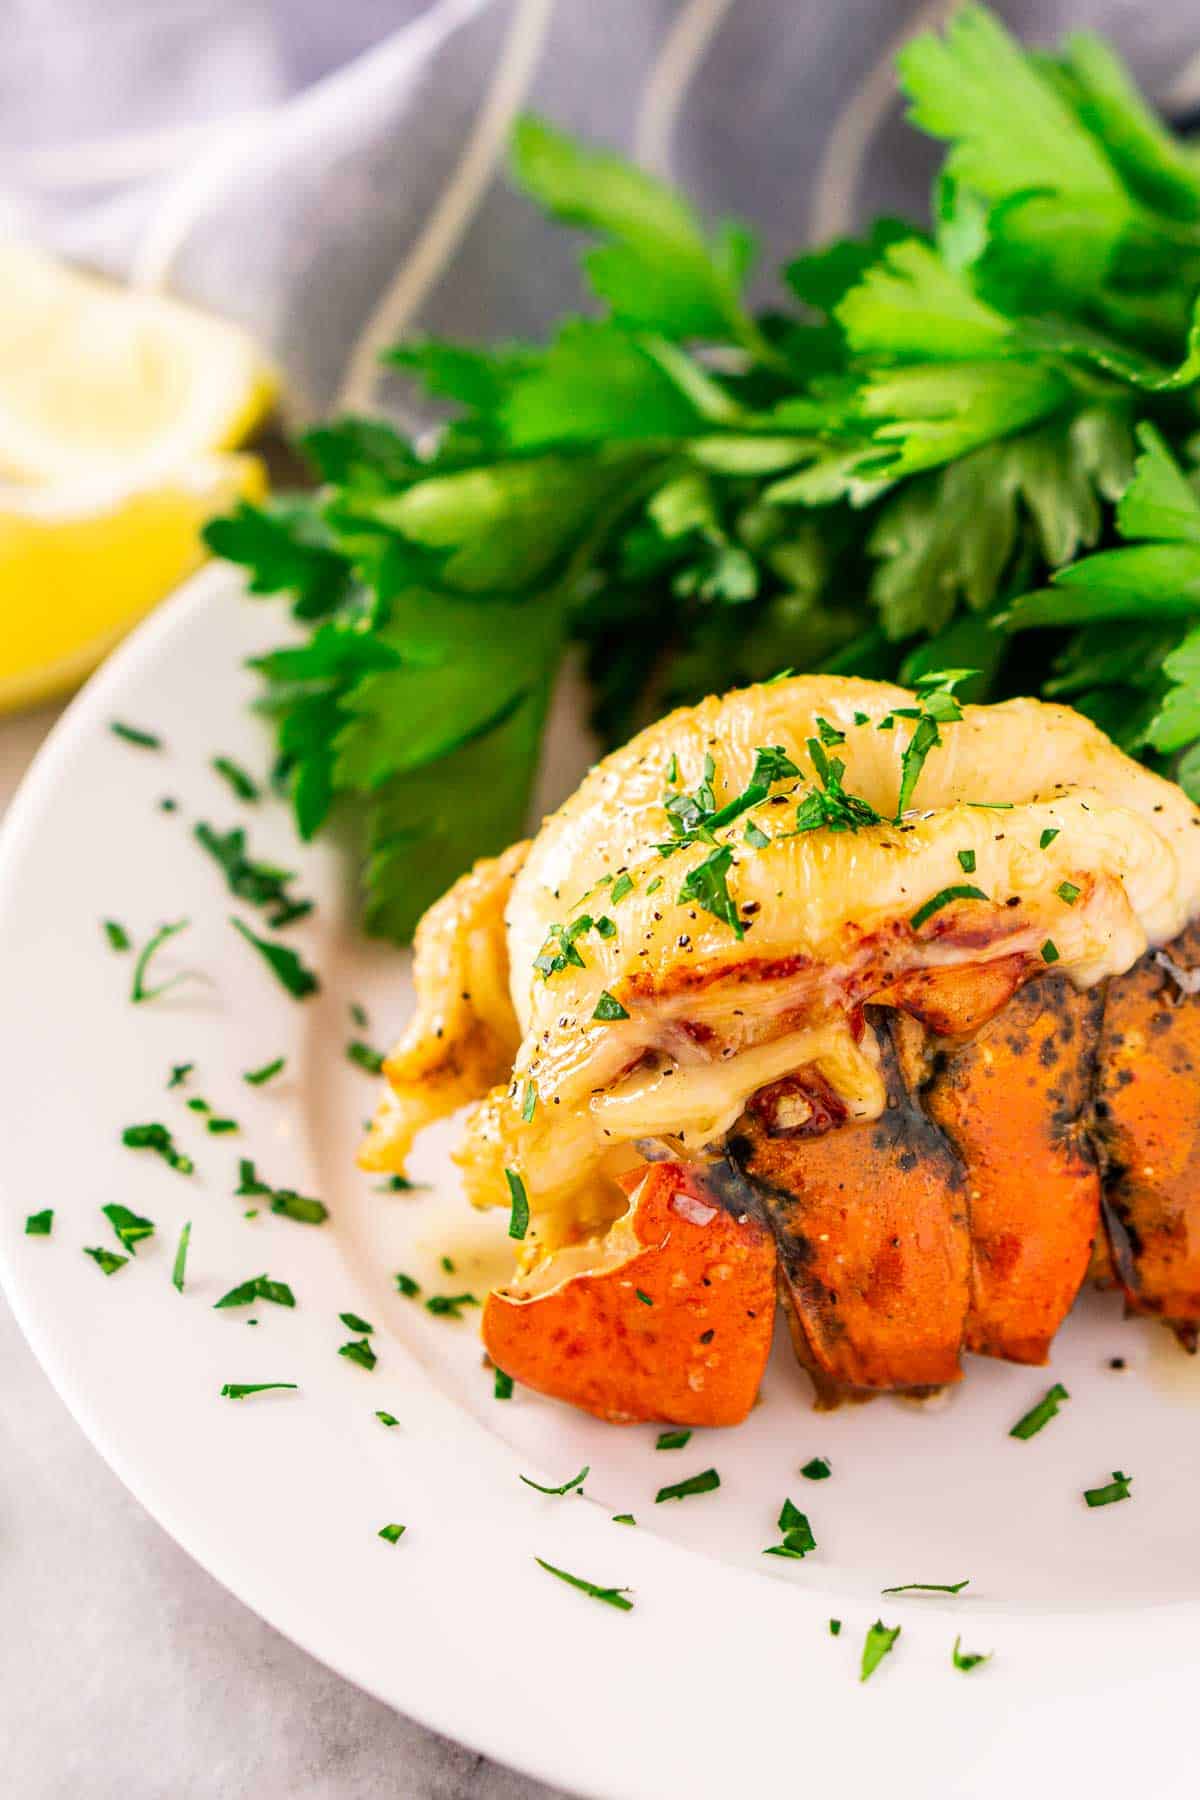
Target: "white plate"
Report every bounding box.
[2,565,1199,1800]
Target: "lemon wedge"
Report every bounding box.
[0,455,267,711]
[0,243,277,485]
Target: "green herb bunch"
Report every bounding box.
[206,3,1200,941]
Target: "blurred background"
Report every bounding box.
[3,2,1199,1794]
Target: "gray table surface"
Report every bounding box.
[0,705,564,1800]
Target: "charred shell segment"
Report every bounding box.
[481,1160,777,1426]
[923,975,1103,1366]
[1093,917,1200,1345]
[729,1010,970,1402]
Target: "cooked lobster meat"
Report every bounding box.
[360,675,1200,1422]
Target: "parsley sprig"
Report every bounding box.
[206,6,1200,943]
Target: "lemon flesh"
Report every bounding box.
[0,455,267,711]
[0,243,277,485]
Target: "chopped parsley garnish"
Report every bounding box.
[677,844,742,938]
[269,1191,328,1225]
[110,721,161,749]
[793,737,881,835]
[131,920,202,1004]
[763,1497,816,1559]
[375,1410,399,1427]
[243,1056,285,1086]
[339,1311,374,1333]
[645,877,662,896]
[346,1039,385,1075]
[215,1274,295,1310]
[520,1080,538,1122]
[881,1579,969,1595]
[167,1062,194,1089]
[377,1522,406,1543]
[350,1002,369,1028]
[533,914,594,980]
[956,849,976,874]
[656,1429,692,1450]
[505,1167,530,1239]
[1056,880,1081,905]
[594,915,616,938]
[24,1210,52,1236]
[425,1292,479,1318]
[220,1382,297,1399]
[744,820,770,848]
[207,1116,239,1135]
[860,1621,901,1683]
[394,1272,420,1297]
[815,717,845,747]
[661,744,800,854]
[1041,939,1061,964]
[84,1246,128,1276]
[1084,1470,1133,1508]
[592,990,629,1021]
[611,873,634,904]
[520,1464,588,1496]
[235,1158,328,1222]
[230,916,319,999]
[171,1221,191,1293]
[952,1636,992,1672]
[187,1097,211,1113]
[1040,828,1060,850]
[493,1368,514,1400]
[910,884,988,931]
[894,670,975,818]
[339,1337,377,1371]
[122,1121,193,1174]
[1010,1381,1069,1440]
[103,919,131,951]
[212,756,260,803]
[102,1203,154,1254]
[655,1468,720,1503]
[236,1157,268,1195]
[612,1513,636,1526]
[800,1456,831,1480]
[635,1288,653,1305]
[534,1558,633,1611]
[829,1619,842,1637]
[440,1255,455,1274]
[195,823,308,926]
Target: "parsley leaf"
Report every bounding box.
[102,1203,154,1254]
[520,1465,588,1496]
[203,9,1200,943]
[215,1275,295,1310]
[655,1468,721,1503]
[122,1122,193,1175]
[220,1382,298,1399]
[952,1635,992,1673]
[230,917,319,999]
[84,1246,128,1276]
[860,1621,901,1683]
[171,1222,191,1293]
[1010,1381,1069,1440]
[1084,1470,1133,1508]
[677,845,742,938]
[505,1168,530,1240]
[534,1557,633,1611]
